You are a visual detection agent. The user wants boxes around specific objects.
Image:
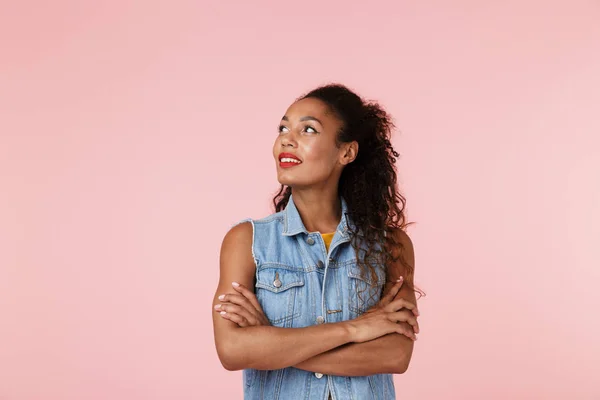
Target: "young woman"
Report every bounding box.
[212,83,422,399]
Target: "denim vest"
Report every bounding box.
[231,194,396,400]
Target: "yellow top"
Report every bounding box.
[320,232,335,252]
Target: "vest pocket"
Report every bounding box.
[347,263,386,317]
[255,267,305,326]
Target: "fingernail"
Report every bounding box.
[232,282,240,287]
[218,295,225,300]
[415,309,420,316]
[220,311,227,316]
[397,276,403,282]
[214,304,221,310]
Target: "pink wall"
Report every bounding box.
[1,1,599,399]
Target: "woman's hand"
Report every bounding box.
[213,282,271,327]
[346,277,420,343]
[367,276,420,318]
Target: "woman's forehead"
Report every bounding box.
[283,98,335,121]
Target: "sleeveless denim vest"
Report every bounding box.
[231,194,396,400]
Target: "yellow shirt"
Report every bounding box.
[320,232,335,252]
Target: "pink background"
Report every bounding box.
[1,1,599,399]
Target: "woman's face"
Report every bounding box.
[273,97,351,189]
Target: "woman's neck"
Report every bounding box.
[291,190,342,233]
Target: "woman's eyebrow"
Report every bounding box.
[300,116,323,125]
[281,115,323,125]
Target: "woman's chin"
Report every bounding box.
[277,178,294,187]
[276,175,301,187]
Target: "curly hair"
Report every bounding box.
[272,83,425,302]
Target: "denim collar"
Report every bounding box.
[283,193,351,238]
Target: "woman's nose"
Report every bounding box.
[281,134,296,148]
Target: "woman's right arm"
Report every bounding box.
[213,222,356,371]
[212,222,411,371]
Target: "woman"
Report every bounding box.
[212,83,422,399]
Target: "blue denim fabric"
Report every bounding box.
[231,194,396,399]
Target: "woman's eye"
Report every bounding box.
[277,125,317,134]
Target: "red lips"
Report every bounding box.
[278,152,302,162]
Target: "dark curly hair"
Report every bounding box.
[272,83,425,302]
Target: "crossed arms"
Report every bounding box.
[211,222,419,376]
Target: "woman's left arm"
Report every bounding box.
[294,331,413,376]
[294,229,418,375]
[293,289,416,375]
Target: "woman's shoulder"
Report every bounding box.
[384,227,415,267]
[224,220,253,246]
[389,227,413,249]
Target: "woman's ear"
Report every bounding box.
[342,141,359,165]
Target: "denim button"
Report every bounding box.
[317,260,324,269]
[315,372,324,378]
[316,316,325,324]
[273,272,282,288]
[306,237,315,245]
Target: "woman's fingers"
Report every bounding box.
[218,310,249,327]
[388,310,419,333]
[395,323,418,341]
[379,276,404,305]
[385,297,419,316]
[214,302,258,325]
[218,292,259,317]
[231,282,265,312]
[216,284,272,326]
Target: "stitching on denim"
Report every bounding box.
[345,376,354,400]
[293,235,314,271]
[268,311,301,326]
[255,280,304,293]
[257,262,308,272]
